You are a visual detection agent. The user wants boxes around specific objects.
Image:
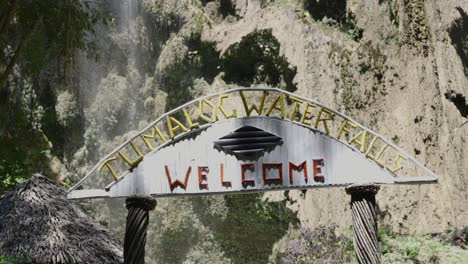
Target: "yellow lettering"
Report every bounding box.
[365,136,388,167]
[118,142,144,168]
[314,108,333,134]
[199,99,217,123]
[337,119,357,139]
[300,102,316,126]
[240,91,267,116]
[98,157,118,180]
[388,153,407,173]
[348,130,368,152]
[166,115,188,139]
[182,108,200,129]
[218,94,237,118]
[365,136,378,156]
[289,96,303,120]
[141,125,167,150]
[266,93,285,118]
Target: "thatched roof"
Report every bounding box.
[0,174,123,263]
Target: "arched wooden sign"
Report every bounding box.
[67,88,438,199]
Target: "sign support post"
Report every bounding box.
[346,184,381,264]
[124,195,156,264]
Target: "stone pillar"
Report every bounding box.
[346,184,381,264]
[124,195,156,264]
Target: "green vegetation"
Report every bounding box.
[185,33,221,84]
[0,0,109,87]
[200,0,237,18]
[378,227,468,264]
[193,193,299,264]
[0,255,29,264]
[159,29,299,110]
[280,225,355,264]
[158,223,199,264]
[221,29,297,92]
[0,0,108,192]
[401,0,430,56]
[157,33,221,110]
[302,0,363,41]
[304,0,347,24]
[0,86,51,193]
[276,225,468,264]
[342,13,363,42]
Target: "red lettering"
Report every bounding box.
[241,163,255,186]
[313,159,325,183]
[198,166,208,189]
[288,161,308,184]
[262,163,283,184]
[220,163,231,187]
[165,165,191,191]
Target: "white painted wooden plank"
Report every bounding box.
[106,117,397,198]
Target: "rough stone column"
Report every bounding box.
[346,184,381,264]
[124,195,157,264]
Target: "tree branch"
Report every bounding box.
[0,19,39,91]
[0,0,17,36]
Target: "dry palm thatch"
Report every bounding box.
[0,174,123,263]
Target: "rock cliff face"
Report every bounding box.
[62,0,467,262]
